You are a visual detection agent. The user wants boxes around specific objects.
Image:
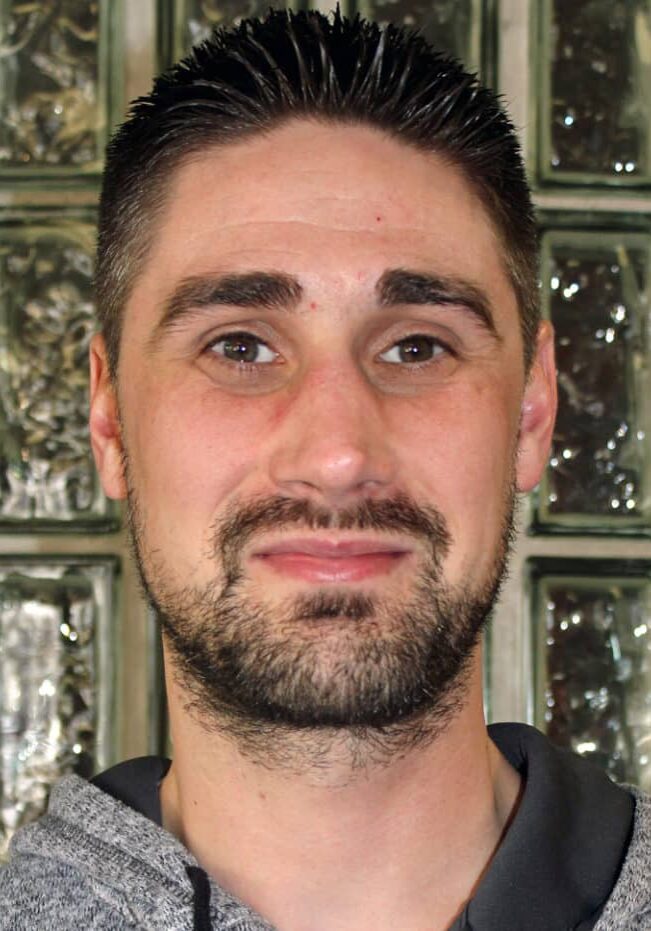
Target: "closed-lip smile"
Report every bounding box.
[250,537,412,582]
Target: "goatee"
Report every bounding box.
[127,483,516,773]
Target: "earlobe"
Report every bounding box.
[88,334,127,500]
[516,320,558,493]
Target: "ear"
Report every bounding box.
[516,320,558,493]
[89,333,127,500]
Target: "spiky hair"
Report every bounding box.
[97,9,538,376]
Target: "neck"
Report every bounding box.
[160,649,521,931]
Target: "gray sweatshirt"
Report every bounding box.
[1,726,651,930]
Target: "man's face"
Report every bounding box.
[91,121,555,750]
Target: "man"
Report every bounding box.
[1,9,649,930]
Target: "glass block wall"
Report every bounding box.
[0,0,127,859]
[536,227,651,531]
[520,0,651,792]
[1,0,650,853]
[0,557,117,850]
[531,560,651,788]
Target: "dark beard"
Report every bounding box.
[128,486,516,770]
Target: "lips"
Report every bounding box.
[251,538,411,582]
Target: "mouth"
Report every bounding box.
[250,537,412,583]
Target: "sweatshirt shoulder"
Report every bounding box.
[0,851,138,930]
[595,787,651,931]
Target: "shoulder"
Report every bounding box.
[0,848,137,930]
[595,787,651,931]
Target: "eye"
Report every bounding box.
[379,335,448,365]
[208,332,278,365]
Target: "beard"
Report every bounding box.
[127,472,516,773]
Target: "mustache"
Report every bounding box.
[213,493,452,579]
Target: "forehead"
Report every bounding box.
[128,120,516,323]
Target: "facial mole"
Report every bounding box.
[376,215,382,222]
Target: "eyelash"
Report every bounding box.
[203,331,455,372]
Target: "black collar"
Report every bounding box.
[92,755,170,825]
[449,723,634,931]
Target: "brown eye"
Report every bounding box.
[209,332,277,364]
[379,335,446,364]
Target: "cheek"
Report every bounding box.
[391,383,516,481]
[388,385,518,577]
[125,384,276,552]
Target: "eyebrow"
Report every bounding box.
[151,271,303,343]
[376,269,499,338]
[150,266,500,347]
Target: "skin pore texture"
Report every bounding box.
[89,121,557,931]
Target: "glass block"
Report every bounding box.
[171,1,483,70]
[532,562,651,790]
[0,557,117,858]
[353,0,483,69]
[172,0,295,59]
[536,230,651,532]
[539,0,651,185]
[0,213,118,531]
[0,0,114,178]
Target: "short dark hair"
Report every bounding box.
[97,8,539,378]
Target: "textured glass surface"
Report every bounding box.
[0,557,116,858]
[0,0,110,176]
[174,0,481,69]
[0,215,117,530]
[537,230,651,531]
[354,0,481,66]
[540,1,651,184]
[533,567,651,790]
[174,0,292,58]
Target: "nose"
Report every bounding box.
[267,363,397,506]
